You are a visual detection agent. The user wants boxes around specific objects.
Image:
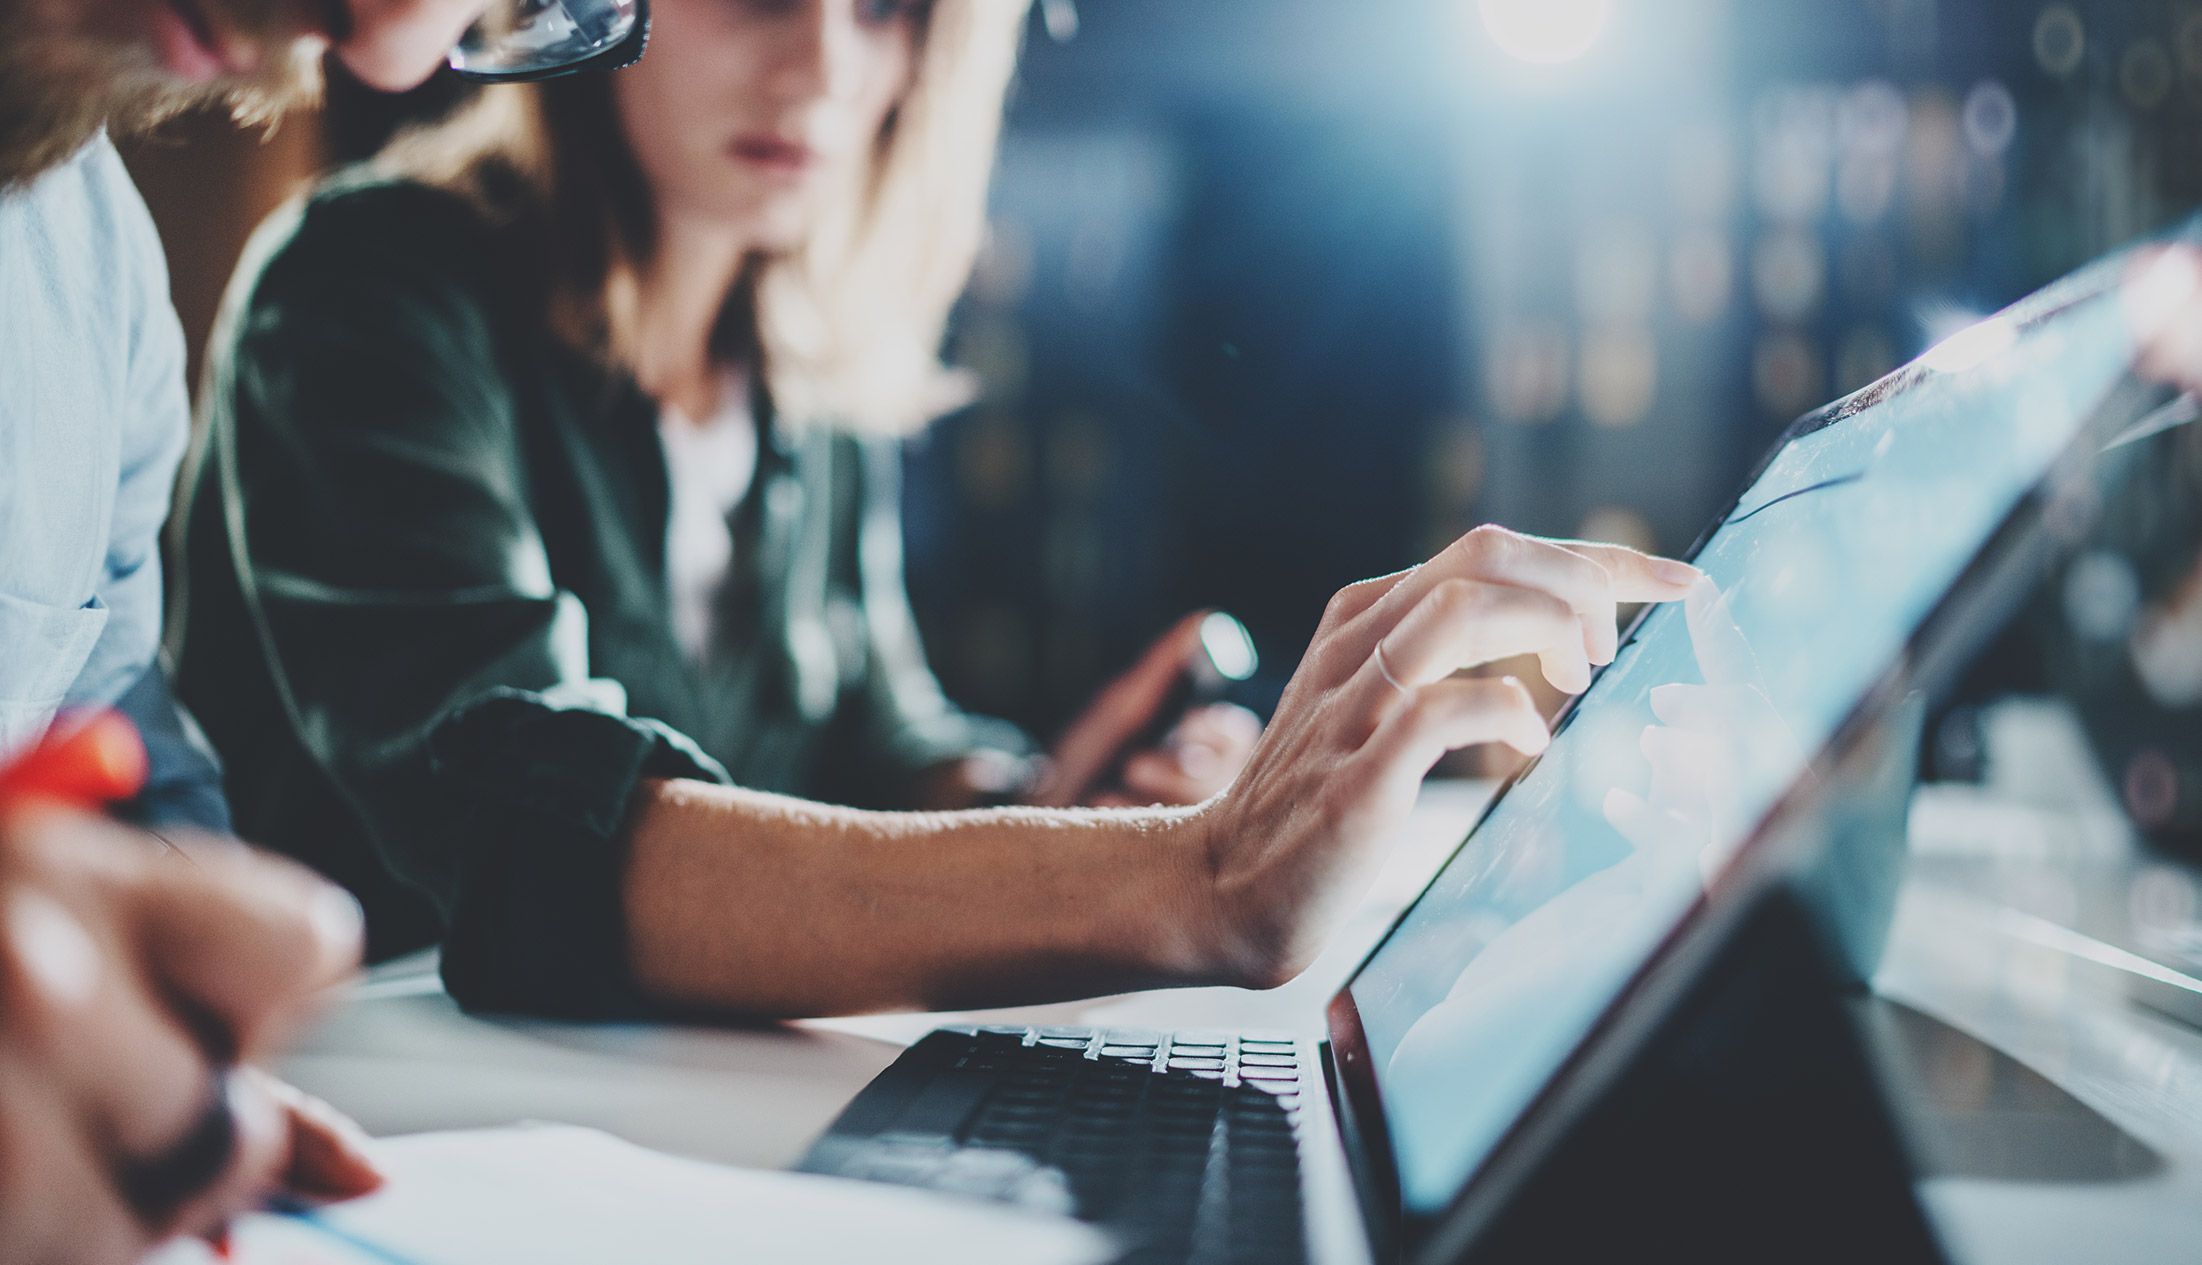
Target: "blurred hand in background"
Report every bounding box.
[1024,612,1264,809]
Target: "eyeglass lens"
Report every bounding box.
[448,0,640,77]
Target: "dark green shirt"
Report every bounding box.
[174,175,1027,1017]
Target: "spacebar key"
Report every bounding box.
[888,1068,995,1139]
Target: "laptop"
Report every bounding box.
[798,234,2182,1264]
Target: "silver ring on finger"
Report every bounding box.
[1372,640,1410,696]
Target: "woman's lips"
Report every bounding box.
[729,136,819,176]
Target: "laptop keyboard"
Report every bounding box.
[798,1026,1309,1265]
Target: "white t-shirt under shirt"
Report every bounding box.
[657,369,759,662]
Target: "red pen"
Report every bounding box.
[0,709,148,812]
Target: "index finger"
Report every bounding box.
[136,848,363,1063]
[1548,539,1704,604]
[1384,528,1696,631]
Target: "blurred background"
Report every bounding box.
[126,0,2202,745]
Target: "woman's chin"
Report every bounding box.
[684,198,813,253]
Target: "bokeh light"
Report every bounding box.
[1488,318,1574,424]
[1962,81,2017,155]
[1835,81,1907,225]
[1477,0,1612,65]
[2122,40,2174,111]
[2063,550,2141,643]
[1577,506,1658,554]
[2033,4,2085,79]
[1752,330,1823,417]
[1669,230,1734,324]
[1579,325,1659,428]
[1752,229,1828,322]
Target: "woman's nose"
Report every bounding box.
[766,0,869,104]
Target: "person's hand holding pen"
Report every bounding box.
[0,715,382,1264]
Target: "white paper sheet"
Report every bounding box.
[148,1125,1113,1265]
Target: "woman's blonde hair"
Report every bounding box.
[379,0,1030,434]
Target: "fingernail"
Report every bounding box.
[1654,559,1702,586]
[307,885,366,962]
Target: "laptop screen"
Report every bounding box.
[1342,275,2142,1215]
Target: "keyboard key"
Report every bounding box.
[1151,1081,1221,1099]
[844,1159,916,1186]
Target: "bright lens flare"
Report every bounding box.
[1920,317,2017,373]
[1478,0,1612,64]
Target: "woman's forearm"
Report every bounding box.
[621,778,1225,1016]
[621,527,1702,1021]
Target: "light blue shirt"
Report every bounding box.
[0,135,190,758]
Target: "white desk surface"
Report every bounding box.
[1871,703,2202,1264]
[281,711,2202,1262]
[283,781,1497,1174]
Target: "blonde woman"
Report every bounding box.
[176,0,1697,1018]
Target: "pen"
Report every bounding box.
[261,1194,426,1265]
[0,709,148,812]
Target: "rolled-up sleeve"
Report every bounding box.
[207,184,726,1016]
[428,690,722,1016]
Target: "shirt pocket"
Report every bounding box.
[0,591,108,757]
